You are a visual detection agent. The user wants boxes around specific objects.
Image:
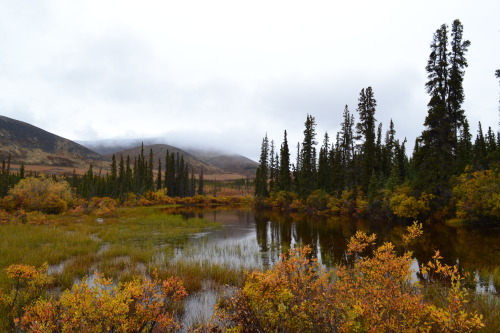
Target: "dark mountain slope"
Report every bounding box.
[0,115,104,167]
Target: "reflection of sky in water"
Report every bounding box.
[167,208,499,295]
[172,216,281,270]
[164,208,499,330]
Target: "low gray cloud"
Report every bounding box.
[0,1,498,162]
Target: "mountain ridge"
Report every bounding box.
[0,115,258,178]
[0,115,105,168]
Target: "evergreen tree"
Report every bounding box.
[118,155,125,199]
[165,152,176,196]
[147,148,154,192]
[355,87,377,191]
[298,114,318,198]
[125,155,132,195]
[317,132,332,192]
[375,123,383,178]
[473,122,488,170]
[456,118,473,173]
[157,158,162,190]
[382,120,396,180]
[190,169,196,197]
[19,163,25,179]
[293,142,301,193]
[255,134,269,198]
[414,20,470,198]
[339,105,355,190]
[198,166,205,195]
[268,140,277,193]
[278,130,291,191]
[110,154,118,197]
[448,19,471,152]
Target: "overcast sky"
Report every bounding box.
[0,1,499,161]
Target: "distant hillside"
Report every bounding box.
[82,139,258,178]
[0,115,105,168]
[78,138,162,156]
[107,144,249,178]
[184,148,258,178]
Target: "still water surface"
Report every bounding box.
[161,207,500,329]
[167,207,500,294]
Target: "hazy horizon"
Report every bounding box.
[1,1,499,161]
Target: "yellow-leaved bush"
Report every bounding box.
[452,168,500,221]
[3,177,74,214]
[10,271,187,333]
[388,185,434,220]
[203,223,483,332]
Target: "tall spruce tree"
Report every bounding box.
[414,20,470,198]
[448,19,471,156]
[456,118,473,173]
[355,87,377,191]
[255,134,269,198]
[473,122,488,170]
[339,105,355,190]
[298,114,318,198]
[278,130,291,191]
[157,158,162,190]
[317,132,332,192]
[268,140,277,193]
[198,166,204,195]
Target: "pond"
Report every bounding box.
[165,207,500,329]
[168,207,500,294]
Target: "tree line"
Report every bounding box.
[255,19,500,218]
[68,144,204,200]
[0,144,208,202]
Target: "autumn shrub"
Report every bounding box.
[389,185,434,220]
[0,263,53,330]
[452,168,500,222]
[306,189,331,212]
[89,197,117,216]
[0,209,12,224]
[144,189,176,205]
[326,190,357,216]
[137,197,155,207]
[207,226,484,332]
[8,177,74,214]
[122,192,138,206]
[12,271,187,332]
[0,195,18,212]
[268,191,298,210]
[354,188,369,216]
[0,209,50,225]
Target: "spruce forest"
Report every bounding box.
[255,19,500,223]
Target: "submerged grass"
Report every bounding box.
[0,206,219,290]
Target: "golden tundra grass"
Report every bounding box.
[0,206,224,290]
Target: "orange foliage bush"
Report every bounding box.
[0,263,53,328]
[89,197,117,217]
[207,225,484,332]
[13,272,187,333]
[7,177,74,214]
[0,209,50,225]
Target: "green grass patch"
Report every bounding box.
[0,206,218,290]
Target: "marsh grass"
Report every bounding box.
[0,206,219,291]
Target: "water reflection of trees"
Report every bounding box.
[160,206,500,292]
[254,209,500,292]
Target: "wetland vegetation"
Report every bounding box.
[1,205,499,331]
